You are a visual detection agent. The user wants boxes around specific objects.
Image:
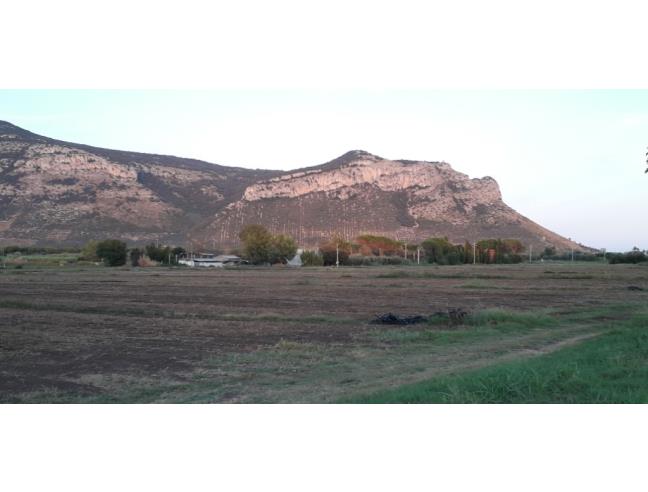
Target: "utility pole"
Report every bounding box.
[336,242,340,268]
[417,247,420,265]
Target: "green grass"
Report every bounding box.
[464,308,554,329]
[368,308,556,345]
[347,311,648,403]
[1,252,81,267]
[413,308,555,343]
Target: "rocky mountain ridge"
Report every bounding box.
[0,121,584,251]
[0,121,279,244]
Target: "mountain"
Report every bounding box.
[193,150,582,251]
[0,121,279,245]
[0,121,584,251]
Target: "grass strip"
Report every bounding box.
[346,311,648,403]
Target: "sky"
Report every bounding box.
[1,89,646,251]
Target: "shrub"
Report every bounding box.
[344,255,413,266]
[380,256,412,266]
[544,252,600,262]
[130,247,142,267]
[301,250,324,267]
[320,237,352,266]
[476,239,525,264]
[421,237,467,264]
[446,251,461,265]
[145,243,171,264]
[80,240,99,261]
[2,245,81,255]
[143,244,185,265]
[269,234,298,264]
[356,235,404,256]
[95,240,127,267]
[137,256,158,267]
[500,253,523,264]
[170,247,186,262]
[608,250,647,264]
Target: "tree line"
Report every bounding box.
[297,235,526,266]
[80,240,186,267]
[38,226,643,267]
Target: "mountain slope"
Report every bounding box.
[0,121,280,244]
[192,150,581,251]
[0,121,584,251]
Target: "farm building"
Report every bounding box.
[178,253,247,268]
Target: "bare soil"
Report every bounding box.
[1,263,646,402]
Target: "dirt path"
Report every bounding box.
[208,325,605,403]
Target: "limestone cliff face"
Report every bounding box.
[0,122,584,251]
[196,150,581,251]
[242,152,500,203]
[0,121,278,244]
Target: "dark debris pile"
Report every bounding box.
[371,313,428,325]
[372,307,469,326]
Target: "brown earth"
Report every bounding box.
[1,263,646,402]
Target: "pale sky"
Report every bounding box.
[1,90,646,251]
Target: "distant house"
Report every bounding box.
[178,253,247,268]
[214,254,247,265]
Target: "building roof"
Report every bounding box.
[214,255,242,262]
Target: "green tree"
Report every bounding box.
[464,241,474,264]
[80,240,99,261]
[475,239,524,264]
[356,234,403,256]
[239,224,273,264]
[130,247,142,267]
[96,240,127,267]
[542,246,556,258]
[171,247,186,264]
[269,234,298,264]
[320,236,352,266]
[145,243,171,263]
[300,250,324,266]
[143,244,185,264]
[421,237,455,264]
